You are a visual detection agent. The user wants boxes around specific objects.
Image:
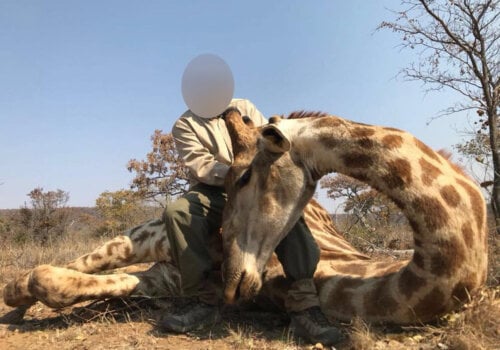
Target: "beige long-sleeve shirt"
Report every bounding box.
[172,98,267,188]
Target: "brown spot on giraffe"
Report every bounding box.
[382,158,412,189]
[155,236,167,258]
[414,138,440,162]
[123,245,131,257]
[419,158,442,186]
[328,278,364,316]
[440,185,461,208]
[133,230,153,245]
[398,267,427,299]
[106,241,122,256]
[351,127,376,138]
[456,178,485,234]
[129,225,143,237]
[356,138,375,149]
[99,262,111,271]
[413,287,446,321]
[411,195,450,233]
[382,134,404,149]
[342,153,374,168]
[413,251,425,270]
[318,134,339,148]
[122,253,138,264]
[364,279,399,317]
[350,171,369,183]
[85,279,98,288]
[91,253,103,261]
[430,236,466,277]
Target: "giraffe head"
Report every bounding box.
[222,113,318,303]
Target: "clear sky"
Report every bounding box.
[0,1,472,209]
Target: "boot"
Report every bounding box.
[159,300,220,333]
[289,306,344,346]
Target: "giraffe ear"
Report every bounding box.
[261,125,291,153]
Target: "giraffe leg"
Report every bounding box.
[0,220,172,323]
[65,219,170,274]
[2,271,38,324]
[26,265,141,308]
[2,235,144,312]
[25,262,183,308]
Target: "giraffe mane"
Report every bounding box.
[287,111,330,120]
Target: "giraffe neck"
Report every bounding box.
[286,116,486,277]
[277,115,487,323]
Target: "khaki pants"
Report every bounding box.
[163,183,320,312]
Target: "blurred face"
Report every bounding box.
[181,54,234,118]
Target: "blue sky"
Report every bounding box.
[0,1,471,209]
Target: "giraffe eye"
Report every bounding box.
[237,168,252,188]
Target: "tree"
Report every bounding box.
[455,129,493,186]
[17,187,70,244]
[379,0,499,232]
[320,174,403,232]
[95,189,148,236]
[127,130,189,205]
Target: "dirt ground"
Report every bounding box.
[0,294,325,350]
[1,282,499,350]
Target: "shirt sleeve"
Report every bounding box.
[172,118,229,187]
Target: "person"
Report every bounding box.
[159,97,344,346]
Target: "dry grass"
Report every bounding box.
[0,229,106,285]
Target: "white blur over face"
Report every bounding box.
[181,53,234,119]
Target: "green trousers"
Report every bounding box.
[163,183,321,312]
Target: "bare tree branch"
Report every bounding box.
[379,0,500,232]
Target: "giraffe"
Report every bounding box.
[2,189,364,323]
[221,110,489,325]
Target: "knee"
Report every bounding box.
[162,199,188,224]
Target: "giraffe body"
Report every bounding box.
[221,111,488,324]
[3,110,488,326]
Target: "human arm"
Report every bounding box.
[172,117,229,187]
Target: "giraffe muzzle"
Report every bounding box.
[223,267,262,304]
